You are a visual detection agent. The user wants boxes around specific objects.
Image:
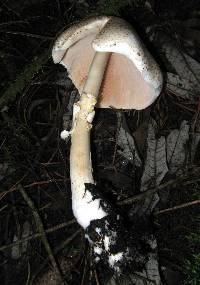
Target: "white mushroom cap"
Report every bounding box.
[52,16,110,64]
[52,16,163,110]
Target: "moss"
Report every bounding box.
[184,215,200,285]
[184,252,200,285]
[0,49,50,108]
[96,0,131,16]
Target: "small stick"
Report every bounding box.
[0,219,76,251]
[94,270,101,285]
[0,174,27,200]
[117,173,200,206]
[18,184,63,283]
[0,178,68,200]
[31,229,81,284]
[154,199,200,215]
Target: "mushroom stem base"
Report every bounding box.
[70,92,108,229]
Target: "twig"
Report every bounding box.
[94,270,101,285]
[81,254,87,285]
[0,174,27,200]
[154,199,200,215]
[24,178,69,188]
[31,229,81,284]
[18,184,63,283]
[0,178,68,200]
[117,178,177,205]
[4,31,53,40]
[0,20,29,27]
[112,111,122,165]
[192,97,200,131]
[0,138,6,150]
[25,261,31,285]
[0,204,8,212]
[0,219,76,251]
[173,101,195,113]
[117,170,200,205]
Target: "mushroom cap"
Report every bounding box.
[52,16,163,110]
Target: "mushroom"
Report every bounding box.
[52,16,163,270]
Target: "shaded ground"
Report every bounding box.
[0,1,200,284]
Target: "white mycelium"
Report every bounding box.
[72,188,107,229]
[108,252,124,269]
[94,246,103,255]
[60,130,71,140]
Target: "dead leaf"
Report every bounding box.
[150,31,200,99]
[167,72,199,99]
[117,125,142,168]
[141,118,168,192]
[166,120,190,173]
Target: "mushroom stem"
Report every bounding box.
[83,52,110,97]
[70,51,110,229]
